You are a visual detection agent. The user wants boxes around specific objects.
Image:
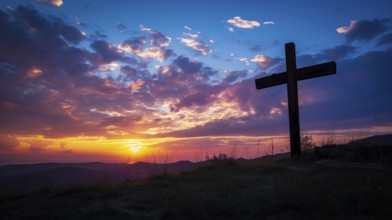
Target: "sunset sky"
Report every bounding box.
[1,0,392,164]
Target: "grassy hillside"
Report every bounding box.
[1,155,391,219]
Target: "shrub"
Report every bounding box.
[301,134,315,151]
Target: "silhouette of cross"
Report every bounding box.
[255,42,336,159]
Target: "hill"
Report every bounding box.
[1,155,391,219]
[349,134,392,146]
[0,161,198,194]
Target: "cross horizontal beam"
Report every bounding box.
[255,61,336,90]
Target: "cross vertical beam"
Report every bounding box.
[254,42,336,160]
[285,43,301,159]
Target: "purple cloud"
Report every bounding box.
[171,92,211,112]
[119,31,174,61]
[0,6,150,138]
[91,40,124,63]
[0,4,391,145]
[222,70,248,84]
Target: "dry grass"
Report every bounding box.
[1,154,391,219]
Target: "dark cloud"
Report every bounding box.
[222,70,248,84]
[13,5,83,44]
[0,5,148,138]
[90,40,124,63]
[377,33,392,46]
[120,37,146,52]
[171,92,211,112]
[320,45,356,61]
[340,18,390,42]
[150,31,171,47]
[55,21,86,44]
[296,44,356,67]
[120,66,139,78]
[0,5,88,79]
[119,32,174,61]
[158,116,287,138]
[158,45,392,138]
[145,55,221,104]
[299,47,392,132]
[173,56,202,75]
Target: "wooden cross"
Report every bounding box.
[255,42,336,159]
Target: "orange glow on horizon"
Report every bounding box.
[3,126,392,165]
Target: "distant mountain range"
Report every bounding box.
[0,161,199,194]
[1,134,391,194]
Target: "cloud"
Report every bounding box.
[337,18,390,41]
[140,25,152,32]
[116,23,126,33]
[302,47,392,131]
[320,45,356,61]
[0,5,90,80]
[239,57,250,66]
[91,40,125,63]
[0,6,150,138]
[227,16,260,29]
[0,4,391,147]
[118,37,146,53]
[59,142,73,153]
[35,0,63,7]
[222,70,248,84]
[179,38,212,55]
[170,92,211,112]
[251,55,281,69]
[336,20,356,34]
[29,141,49,152]
[377,33,392,46]
[160,44,392,138]
[0,134,19,151]
[178,26,212,56]
[150,32,172,47]
[118,30,174,61]
[295,44,356,67]
[99,115,142,127]
[263,21,275,25]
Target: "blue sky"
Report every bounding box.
[1,0,392,164]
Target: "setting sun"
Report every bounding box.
[128,140,143,153]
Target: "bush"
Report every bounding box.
[205,153,236,166]
[301,134,315,151]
